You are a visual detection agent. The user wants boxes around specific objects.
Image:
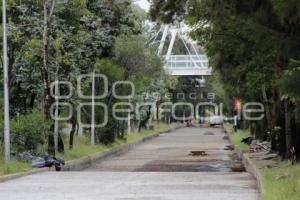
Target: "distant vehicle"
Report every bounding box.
[209,115,223,126]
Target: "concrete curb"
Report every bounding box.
[224,126,264,196]
[0,167,52,183]
[0,125,183,182]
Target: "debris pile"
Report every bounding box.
[241,137,271,153]
[17,151,65,171]
[250,141,271,153]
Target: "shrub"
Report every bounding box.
[10,109,50,152]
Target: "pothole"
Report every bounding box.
[189,151,208,156]
[230,165,246,172]
[224,145,234,151]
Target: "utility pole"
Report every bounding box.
[2,0,10,163]
[127,112,131,134]
[54,80,59,154]
[91,71,95,145]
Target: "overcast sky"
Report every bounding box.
[133,0,150,11]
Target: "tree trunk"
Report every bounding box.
[29,93,36,108]
[138,106,151,132]
[284,98,292,158]
[69,117,77,149]
[156,101,160,124]
[261,84,272,130]
[42,0,58,155]
[42,0,51,120]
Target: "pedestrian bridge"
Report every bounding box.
[164,55,212,76]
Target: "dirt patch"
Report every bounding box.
[223,136,229,140]
[135,163,231,172]
[204,132,215,135]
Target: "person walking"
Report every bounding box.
[233,113,238,132]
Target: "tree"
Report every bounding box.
[149,0,300,158]
[113,34,165,132]
[0,0,151,152]
[185,0,300,158]
[149,0,187,23]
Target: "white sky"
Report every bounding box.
[133,0,150,11]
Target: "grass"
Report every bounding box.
[0,122,174,176]
[232,129,251,151]
[225,123,300,200]
[61,122,172,161]
[0,159,32,176]
[261,163,300,200]
[224,123,251,151]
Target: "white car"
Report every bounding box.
[209,115,223,126]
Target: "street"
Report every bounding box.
[0,127,259,200]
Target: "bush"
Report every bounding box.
[10,110,50,152]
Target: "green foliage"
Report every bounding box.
[149,0,300,158]
[0,159,32,176]
[232,128,251,151]
[60,122,171,161]
[93,59,124,82]
[0,0,152,152]
[0,0,144,116]
[10,110,50,152]
[114,34,163,81]
[184,0,300,101]
[279,61,300,103]
[149,0,187,23]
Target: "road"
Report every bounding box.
[0,127,259,200]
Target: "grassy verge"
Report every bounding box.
[224,123,251,151]
[0,122,176,175]
[61,122,172,161]
[225,124,300,200]
[0,159,32,176]
[261,163,300,200]
[232,130,251,151]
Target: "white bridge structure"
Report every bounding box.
[165,55,211,76]
[151,24,212,76]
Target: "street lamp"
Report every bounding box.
[2,0,10,163]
